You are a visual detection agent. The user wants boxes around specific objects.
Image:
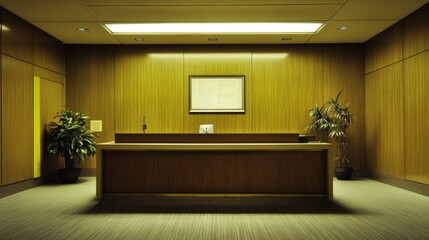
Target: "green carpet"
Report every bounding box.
[0,177,428,239]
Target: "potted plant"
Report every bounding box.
[46,109,97,183]
[306,91,354,180]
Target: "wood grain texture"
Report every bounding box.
[40,78,65,176]
[65,44,364,172]
[33,28,65,74]
[115,133,299,143]
[403,4,429,58]
[1,9,33,63]
[183,45,252,133]
[34,66,65,85]
[103,150,326,194]
[364,5,429,186]
[115,45,184,134]
[66,45,117,168]
[323,44,365,170]
[0,51,2,186]
[1,55,33,185]
[365,62,405,178]
[365,23,403,74]
[404,51,429,184]
[251,45,323,134]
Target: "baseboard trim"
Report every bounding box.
[368,172,429,197]
[81,168,96,177]
[0,178,41,199]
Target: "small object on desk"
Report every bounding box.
[142,116,147,133]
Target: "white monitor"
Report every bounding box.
[199,124,214,134]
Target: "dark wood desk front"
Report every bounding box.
[96,140,332,200]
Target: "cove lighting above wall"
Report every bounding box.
[104,23,323,34]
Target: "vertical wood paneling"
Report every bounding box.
[365,63,405,178]
[1,9,32,63]
[403,4,429,58]
[67,45,116,168]
[364,3,429,185]
[40,78,65,176]
[323,44,365,169]
[66,44,365,172]
[252,45,323,133]
[115,46,184,133]
[404,51,429,184]
[365,23,403,74]
[34,66,65,85]
[0,50,2,186]
[1,55,33,185]
[33,28,65,74]
[183,46,252,133]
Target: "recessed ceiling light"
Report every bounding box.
[77,27,89,32]
[135,38,144,42]
[104,23,323,34]
[337,26,349,31]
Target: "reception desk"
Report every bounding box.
[96,134,332,200]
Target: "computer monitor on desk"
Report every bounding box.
[199,124,214,134]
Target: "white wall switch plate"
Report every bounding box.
[90,120,103,132]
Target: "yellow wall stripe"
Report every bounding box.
[33,76,41,178]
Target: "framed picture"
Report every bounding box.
[189,75,245,113]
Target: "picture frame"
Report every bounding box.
[189,75,245,113]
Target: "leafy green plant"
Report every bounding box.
[46,109,97,169]
[307,91,353,167]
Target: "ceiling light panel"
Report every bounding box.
[105,23,323,34]
[82,0,346,6]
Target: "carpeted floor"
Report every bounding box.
[0,177,429,240]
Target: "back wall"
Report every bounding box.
[66,44,365,170]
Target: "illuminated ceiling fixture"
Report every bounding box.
[104,23,323,34]
[77,27,89,32]
[337,26,349,31]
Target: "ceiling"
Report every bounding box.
[0,0,428,44]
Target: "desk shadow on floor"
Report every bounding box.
[82,197,359,215]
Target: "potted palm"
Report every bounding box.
[307,91,354,180]
[46,109,97,183]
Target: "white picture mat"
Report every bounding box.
[190,76,245,113]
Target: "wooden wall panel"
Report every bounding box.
[34,66,65,85]
[66,45,116,168]
[364,3,429,185]
[66,44,365,171]
[0,9,2,52]
[40,78,65,176]
[115,46,184,133]
[404,51,429,184]
[365,23,403,74]
[183,46,252,133]
[403,4,429,58]
[0,51,2,186]
[33,28,65,74]
[1,9,32,63]
[365,63,405,178]
[252,45,323,133]
[323,44,365,169]
[1,55,33,185]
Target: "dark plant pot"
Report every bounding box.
[57,168,81,184]
[335,167,353,180]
